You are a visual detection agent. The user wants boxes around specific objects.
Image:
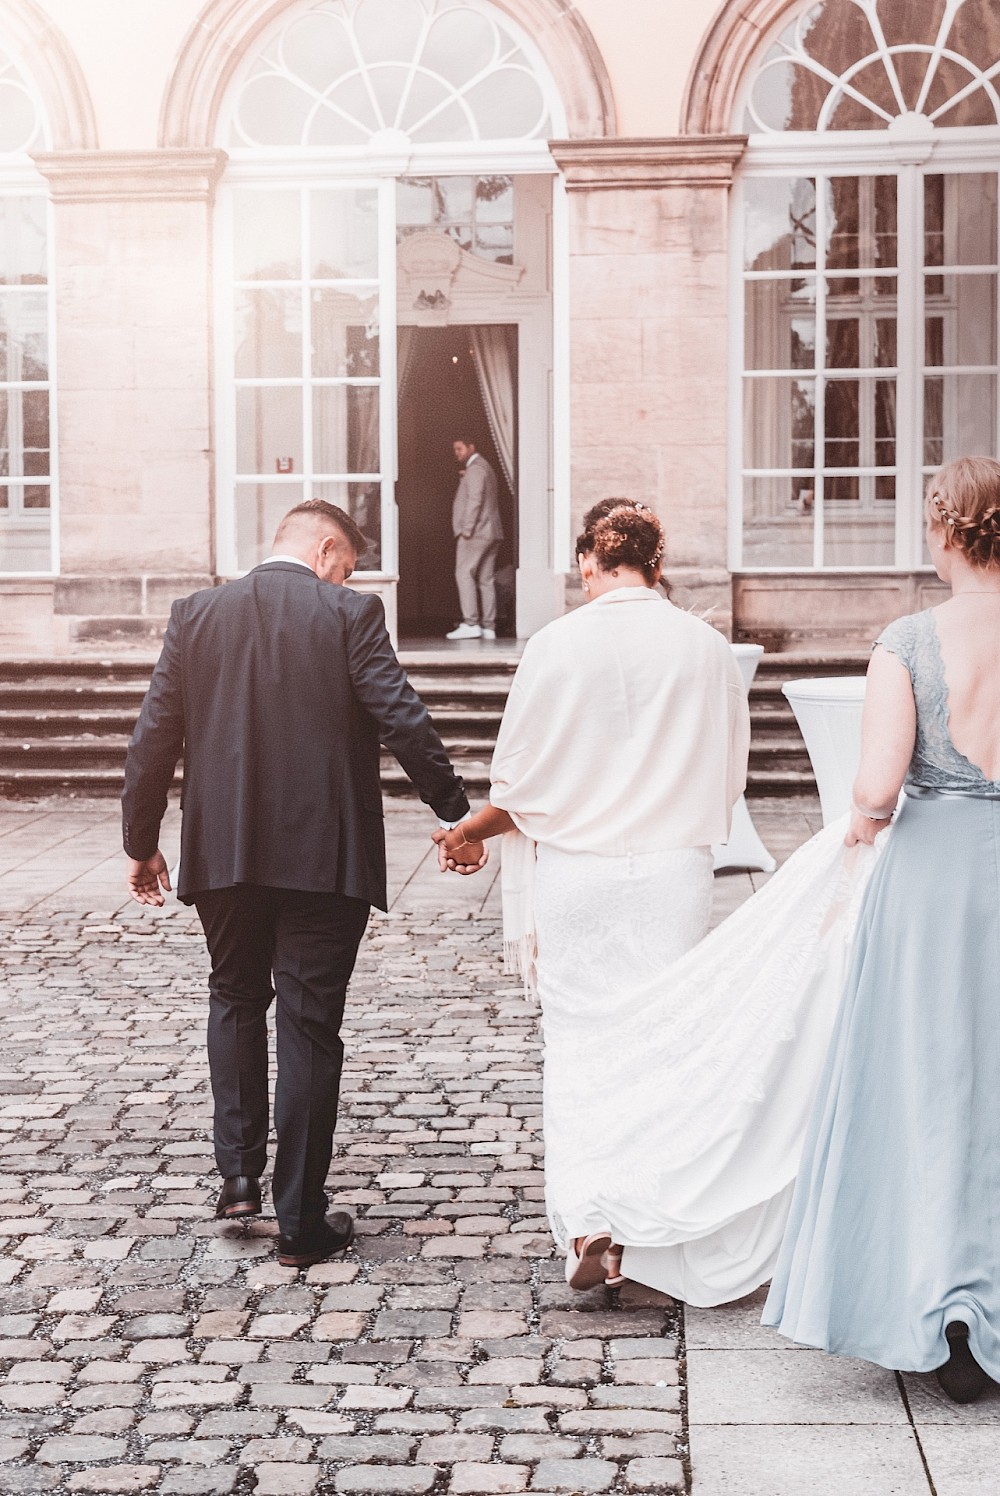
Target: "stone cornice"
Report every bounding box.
[549,135,748,190]
[31,149,229,203]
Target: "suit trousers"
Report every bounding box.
[194,885,370,1237]
[455,536,500,630]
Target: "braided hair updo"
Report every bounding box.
[928,457,1000,569]
[575,498,665,585]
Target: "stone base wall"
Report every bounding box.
[733,572,949,651]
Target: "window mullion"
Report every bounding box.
[814,174,826,568]
[379,176,399,580]
[895,163,923,567]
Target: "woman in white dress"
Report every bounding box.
[434,501,751,1291]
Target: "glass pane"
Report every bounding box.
[311,189,379,280]
[397,177,435,228]
[438,177,474,221]
[744,281,817,369]
[826,319,859,369]
[875,318,897,367]
[313,480,381,570]
[924,174,998,268]
[312,290,380,378]
[235,289,302,378]
[0,197,46,286]
[744,377,815,470]
[477,176,514,222]
[744,178,817,272]
[924,274,997,366]
[742,476,814,566]
[23,483,49,509]
[747,55,828,132]
[0,294,47,381]
[827,177,897,270]
[475,225,513,263]
[460,69,547,139]
[235,73,313,147]
[924,372,997,465]
[875,379,897,467]
[827,272,896,300]
[21,389,49,477]
[313,386,380,474]
[0,391,7,475]
[825,489,896,565]
[234,190,301,281]
[235,483,303,570]
[236,386,303,475]
[825,380,858,466]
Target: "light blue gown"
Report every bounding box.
[763,608,1000,1374]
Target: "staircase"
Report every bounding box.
[0,649,869,799]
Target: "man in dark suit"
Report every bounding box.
[122,500,469,1267]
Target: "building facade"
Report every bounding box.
[2,0,998,652]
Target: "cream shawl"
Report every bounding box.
[490,588,750,986]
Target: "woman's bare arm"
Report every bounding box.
[431,803,517,874]
[846,647,916,846]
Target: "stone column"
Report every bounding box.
[550,136,745,631]
[32,148,226,648]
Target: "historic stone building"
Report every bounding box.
[1,0,999,652]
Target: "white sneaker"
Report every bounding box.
[446,623,482,640]
[481,628,496,640]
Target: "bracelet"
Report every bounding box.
[852,802,894,821]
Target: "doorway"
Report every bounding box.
[396,326,518,640]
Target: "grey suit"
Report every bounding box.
[452,454,504,629]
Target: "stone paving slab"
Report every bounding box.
[0,796,696,1496]
[0,794,987,1495]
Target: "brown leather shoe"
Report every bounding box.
[277,1211,355,1268]
[215,1176,261,1219]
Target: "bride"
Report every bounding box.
[436,494,877,1305]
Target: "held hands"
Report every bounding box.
[126,851,172,906]
[432,824,489,876]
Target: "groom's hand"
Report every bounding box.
[432,826,489,876]
[126,851,172,906]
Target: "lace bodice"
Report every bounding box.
[875,609,1000,792]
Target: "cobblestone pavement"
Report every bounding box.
[0,797,823,1496]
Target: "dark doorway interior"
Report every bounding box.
[396,326,517,639]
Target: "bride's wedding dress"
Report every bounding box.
[535,815,885,1307]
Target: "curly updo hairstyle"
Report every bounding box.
[575,498,665,585]
[928,456,1000,569]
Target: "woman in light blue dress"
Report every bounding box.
[764,455,1000,1402]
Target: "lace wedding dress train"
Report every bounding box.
[534,817,883,1307]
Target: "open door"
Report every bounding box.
[396,325,517,639]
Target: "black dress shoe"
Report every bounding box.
[277,1210,355,1268]
[215,1176,262,1220]
[936,1321,989,1403]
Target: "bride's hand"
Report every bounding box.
[432,825,489,875]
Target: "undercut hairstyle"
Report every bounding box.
[928,456,1000,569]
[576,498,665,585]
[274,498,367,559]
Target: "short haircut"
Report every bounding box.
[274,498,367,558]
[452,434,478,448]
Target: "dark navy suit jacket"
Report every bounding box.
[121,562,469,910]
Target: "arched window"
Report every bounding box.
[0,39,54,574]
[733,0,1000,570]
[215,0,563,579]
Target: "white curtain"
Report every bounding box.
[470,326,516,491]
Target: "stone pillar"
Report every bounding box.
[550,136,745,631]
[32,148,226,648]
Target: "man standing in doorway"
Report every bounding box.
[447,436,503,641]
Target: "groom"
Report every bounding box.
[121,500,469,1266]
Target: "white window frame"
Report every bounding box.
[0,99,57,578]
[731,126,1000,572]
[213,0,568,584]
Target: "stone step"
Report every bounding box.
[0,650,872,800]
